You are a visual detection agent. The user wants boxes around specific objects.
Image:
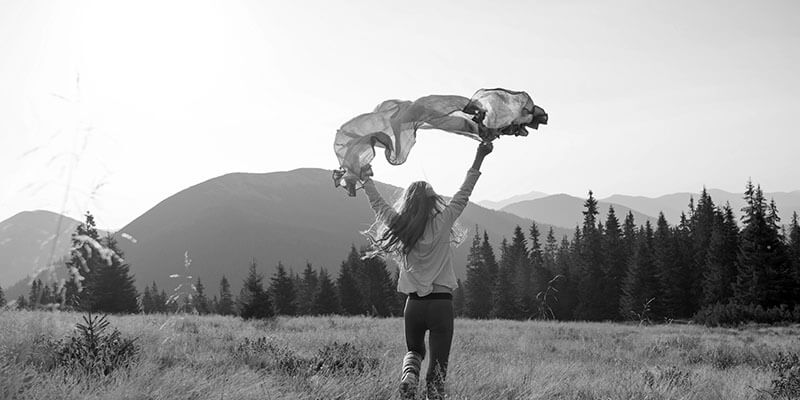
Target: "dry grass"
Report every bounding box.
[1,310,798,400]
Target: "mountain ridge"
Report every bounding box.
[0,210,84,287]
[113,167,572,293]
[501,194,658,229]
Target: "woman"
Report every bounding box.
[361,141,493,399]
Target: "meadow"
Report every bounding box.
[1,310,798,400]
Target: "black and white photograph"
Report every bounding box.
[0,1,798,399]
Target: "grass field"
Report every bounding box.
[1,310,798,400]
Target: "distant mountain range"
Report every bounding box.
[501,194,658,229]
[112,168,569,293]
[3,170,798,298]
[477,189,549,210]
[602,189,800,224]
[0,211,83,287]
[0,168,570,295]
[485,188,800,226]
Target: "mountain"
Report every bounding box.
[115,168,571,294]
[603,189,800,225]
[501,194,658,229]
[0,210,82,287]
[478,190,549,210]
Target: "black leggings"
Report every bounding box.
[404,294,454,385]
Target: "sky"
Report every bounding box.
[0,0,798,229]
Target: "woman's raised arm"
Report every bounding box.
[362,168,398,226]
[440,142,493,224]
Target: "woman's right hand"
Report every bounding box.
[361,164,374,180]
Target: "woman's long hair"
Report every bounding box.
[363,181,466,265]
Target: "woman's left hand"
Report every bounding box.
[361,164,374,179]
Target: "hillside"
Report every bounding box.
[477,189,549,210]
[0,210,82,287]
[501,194,657,229]
[115,168,571,293]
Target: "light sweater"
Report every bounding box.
[363,168,481,296]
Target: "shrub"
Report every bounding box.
[768,352,800,399]
[310,342,379,375]
[692,302,800,327]
[684,341,773,370]
[50,313,140,376]
[231,336,307,374]
[231,337,378,376]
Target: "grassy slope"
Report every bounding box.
[1,311,798,400]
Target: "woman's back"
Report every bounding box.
[363,167,481,296]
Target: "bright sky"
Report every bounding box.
[1,0,798,229]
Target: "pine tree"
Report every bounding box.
[509,226,532,318]
[41,281,53,305]
[142,281,163,313]
[689,188,716,311]
[575,191,605,321]
[238,259,273,319]
[217,275,235,315]
[620,222,660,321]
[543,227,558,274]
[64,211,102,310]
[193,277,210,315]
[654,213,680,318]
[290,271,302,310]
[337,245,364,315]
[297,262,319,315]
[481,231,499,283]
[16,295,28,310]
[155,281,168,313]
[0,284,6,308]
[63,279,80,310]
[672,212,695,316]
[141,284,154,313]
[62,213,138,313]
[529,222,544,268]
[735,183,793,307]
[601,206,625,320]
[28,279,42,308]
[360,251,397,316]
[788,212,800,301]
[492,238,518,319]
[622,211,637,255]
[703,204,739,306]
[314,268,340,315]
[529,222,552,315]
[269,262,296,316]
[464,230,492,318]
[51,281,61,305]
[91,234,139,313]
[550,235,576,320]
[160,289,173,313]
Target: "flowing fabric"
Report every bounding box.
[332,88,547,196]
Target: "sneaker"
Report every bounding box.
[399,371,418,399]
[399,351,422,399]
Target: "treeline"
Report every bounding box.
[8,180,800,325]
[461,180,800,324]
[10,211,404,318]
[137,246,404,318]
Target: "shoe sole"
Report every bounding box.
[399,381,416,399]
